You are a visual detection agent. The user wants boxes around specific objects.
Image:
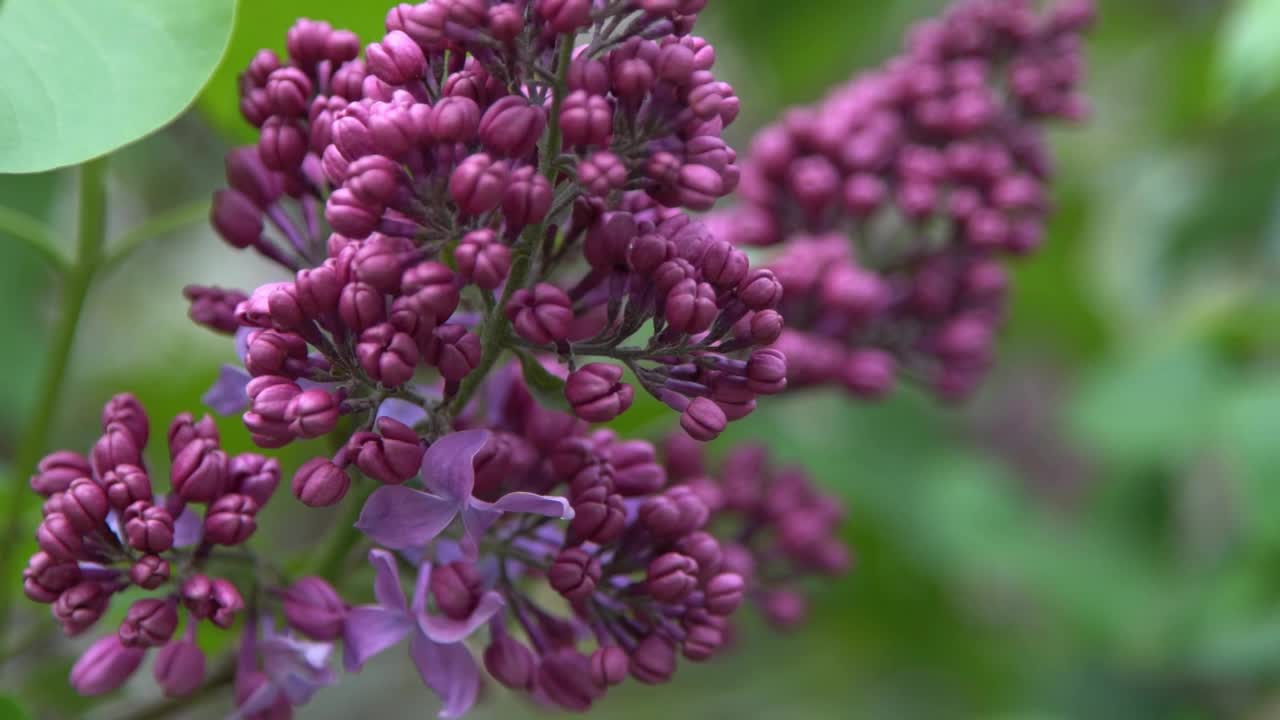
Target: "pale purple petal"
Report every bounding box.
[368,549,408,613]
[419,429,490,504]
[434,539,464,565]
[234,326,254,360]
[408,632,481,719]
[260,633,336,706]
[172,503,203,548]
[377,396,430,428]
[488,492,574,520]
[341,606,412,672]
[418,591,504,645]
[232,682,280,719]
[204,364,251,415]
[458,504,502,561]
[356,486,458,550]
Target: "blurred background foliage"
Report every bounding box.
[5,0,1280,718]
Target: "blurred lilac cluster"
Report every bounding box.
[23,394,281,696]
[718,0,1094,400]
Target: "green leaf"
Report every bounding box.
[0,0,237,173]
[196,2,385,142]
[0,695,32,720]
[513,349,570,412]
[1214,0,1280,111]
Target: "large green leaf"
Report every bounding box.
[197,2,384,142]
[0,0,237,174]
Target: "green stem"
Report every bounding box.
[103,198,210,270]
[0,205,68,274]
[0,158,108,637]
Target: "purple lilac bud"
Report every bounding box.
[704,572,746,616]
[484,633,535,691]
[37,513,82,561]
[630,634,677,685]
[203,493,259,545]
[455,230,512,290]
[282,577,348,640]
[286,389,341,438]
[565,364,634,423]
[171,439,228,503]
[505,283,573,346]
[292,458,351,507]
[366,30,426,85]
[450,153,509,215]
[119,598,179,648]
[182,575,243,629]
[70,635,145,695]
[23,552,80,603]
[98,464,152,510]
[228,453,281,508]
[561,91,613,149]
[430,96,481,142]
[549,548,601,602]
[579,152,628,197]
[92,423,142,477]
[30,450,92,496]
[479,96,547,158]
[357,324,420,387]
[538,649,603,712]
[124,501,175,554]
[130,555,170,590]
[569,485,626,544]
[424,324,481,381]
[679,397,727,442]
[590,646,629,688]
[59,478,108,533]
[154,637,206,697]
[503,166,553,229]
[55,581,109,635]
[167,412,219,460]
[101,394,149,449]
[647,552,699,603]
[429,561,484,620]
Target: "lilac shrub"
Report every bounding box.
[19,0,1090,716]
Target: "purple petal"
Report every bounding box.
[341,606,412,672]
[419,429,491,504]
[489,492,574,519]
[367,549,408,613]
[234,326,254,360]
[232,682,280,719]
[408,632,480,719]
[377,396,430,429]
[204,364,251,415]
[172,503,203,548]
[459,504,502,561]
[434,539,464,565]
[259,633,336,706]
[418,591,504,645]
[356,486,459,550]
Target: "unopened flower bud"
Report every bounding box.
[630,634,677,685]
[60,478,109,533]
[357,324,420,387]
[292,458,351,507]
[454,230,511,290]
[37,513,82,562]
[119,598,178,648]
[282,577,348,640]
[429,561,484,620]
[484,634,535,691]
[30,450,92,496]
[590,646,629,688]
[506,283,573,346]
[23,552,80,603]
[55,581,109,635]
[171,438,229,503]
[423,324,481,381]
[153,638,205,697]
[548,548,601,602]
[565,364,634,423]
[479,96,547,158]
[203,493,259,546]
[129,555,170,591]
[69,635,145,695]
[646,552,699,603]
[124,501,175,554]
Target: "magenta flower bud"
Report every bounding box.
[265,282,308,332]
[449,153,509,216]
[119,598,178,648]
[679,397,726,442]
[549,548,600,602]
[565,364,634,423]
[584,210,638,270]
[23,551,81,603]
[55,581,109,635]
[70,635,145,695]
[124,501,175,554]
[30,450,92,496]
[484,634,535,691]
[505,283,573,346]
[539,649,603,712]
[674,531,722,580]
[282,577,348,640]
[264,67,311,117]
[245,329,308,378]
[59,478,109,533]
[646,552,699,603]
[244,376,302,448]
[502,166,553,229]
[326,187,381,239]
[737,268,783,310]
[366,30,425,85]
[171,438,228,503]
[284,389,340,439]
[101,393,149,449]
[430,96,481,142]
[258,117,307,171]
[92,422,142,478]
[37,513,82,562]
[154,637,205,697]
[478,96,547,158]
[424,324,481,381]
[569,485,625,544]
[610,440,666,496]
[578,151,627,197]
[357,324,420,387]
[698,239,749,289]
[568,54,610,94]
[488,3,524,40]
[129,554,170,591]
[630,634,677,685]
[352,417,423,485]
[343,155,402,209]
[841,349,896,399]
[672,163,723,211]
[704,572,745,616]
[664,279,717,334]
[98,464,152,510]
[332,110,374,161]
[182,575,244,629]
[167,412,219,460]
[338,281,387,332]
[429,561,484,620]
[745,348,788,395]
[354,235,413,294]
[749,309,784,345]
[228,453,281,508]
[560,91,613,149]
[843,173,887,216]
[203,493,259,546]
[537,0,591,32]
[763,589,808,629]
[210,190,264,249]
[455,229,512,290]
[682,622,724,661]
[291,458,351,507]
[656,42,696,84]
[590,646,629,688]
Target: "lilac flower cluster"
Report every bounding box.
[716,0,1094,400]
[23,394,281,697]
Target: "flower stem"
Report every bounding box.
[0,157,108,637]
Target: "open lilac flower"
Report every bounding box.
[343,550,503,718]
[355,430,573,556]
[234,619,337,719]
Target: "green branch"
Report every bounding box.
[0,204,68,274]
